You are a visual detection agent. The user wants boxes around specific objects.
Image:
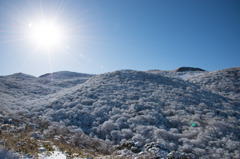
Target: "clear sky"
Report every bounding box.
[0,0,240,76]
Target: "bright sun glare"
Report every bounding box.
[29,20,64,49]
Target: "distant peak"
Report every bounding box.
[8,72,36,79]
[39,71,94,79]
[175,67,206,72]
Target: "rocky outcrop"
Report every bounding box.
[175,67,206,72]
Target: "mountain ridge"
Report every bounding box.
[39,71,94,79]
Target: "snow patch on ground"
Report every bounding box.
[39,150,66,159]
[178,72,206,80]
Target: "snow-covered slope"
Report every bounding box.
[39,71,93,79]
[0,71,94,113]
[147,67,207,80]
[188,67,240,101]
[0,67,239,158]
[37,71,95,89]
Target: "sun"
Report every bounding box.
[29,20,64,49]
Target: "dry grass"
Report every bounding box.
[0,125,39,156]
[0,114,115,158]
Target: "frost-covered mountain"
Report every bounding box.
[0,67,240,158]
[0,71,94,113]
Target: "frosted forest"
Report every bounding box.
[0,67,239,158]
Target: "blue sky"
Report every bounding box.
[0,0,240,76]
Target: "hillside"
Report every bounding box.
[0,67,239,158]
[0,71,94,113]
